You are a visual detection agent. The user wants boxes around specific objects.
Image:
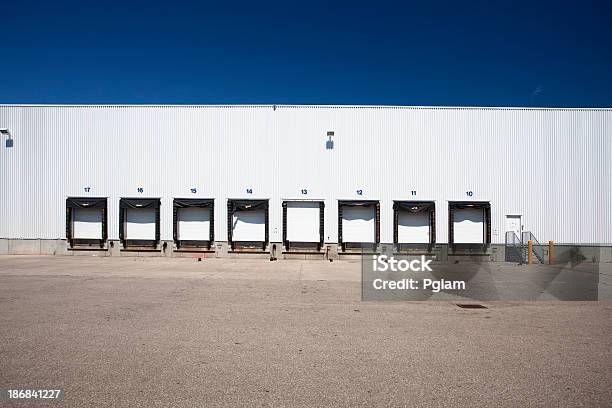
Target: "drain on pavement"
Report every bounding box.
[456,303,487,309]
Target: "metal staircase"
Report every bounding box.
[505,230,546,264]
[522,231,545,264]
[504,231,525,264]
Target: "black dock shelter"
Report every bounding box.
[227,199,269,251]
[282,200,325,251]
[393,200,436,248]
[119,198,161,248]
[66,197,108,248]
[173,198,215,249]
[338,200,380,251]
[448,201,491,246]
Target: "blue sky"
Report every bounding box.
[0,0,610,107]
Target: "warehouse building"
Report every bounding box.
[0,105,610,262]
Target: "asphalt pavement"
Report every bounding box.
[0,256,610,407]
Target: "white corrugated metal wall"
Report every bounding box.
[0,105,610,244]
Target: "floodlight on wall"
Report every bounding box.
[0,128,13,148]
[326,131,334,150]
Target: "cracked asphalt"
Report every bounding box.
[0,256,610,407]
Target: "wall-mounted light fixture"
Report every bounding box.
[0,128,13,148]
[326,131,334,150]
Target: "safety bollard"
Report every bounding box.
[528,240,533,265]
[549,240,554,265]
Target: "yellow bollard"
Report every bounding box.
[549,240,554,265]
[528,240,533,265]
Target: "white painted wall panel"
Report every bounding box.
[398,211,430,243]
[454,208,485,244]
[73,208,102,239]
[0,105,610,245]
[126,208,156,240]
[232,210,265,241]
[286,201,320,242]
[177,207,210,241]
[342,206,375,243]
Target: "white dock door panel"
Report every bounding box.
[454,208,485,243]
[73,208,102,239]
[178,207,211,241]
[398,211,430,243]
[126,208,156,240]
[286,201,320,242]
[232,210,265,241]
[342,206,375,243]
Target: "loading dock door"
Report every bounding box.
[126,208,156,240]
[177,207,211,241]
[73,208,103,239]
[232,210,266,242]
[453,208,485,243]
[286,201,320,242]
[342,206,375,243]
[398,211,430,243]
[119,198,160,246]
[66,197,108,247]
[173,198,214,247]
